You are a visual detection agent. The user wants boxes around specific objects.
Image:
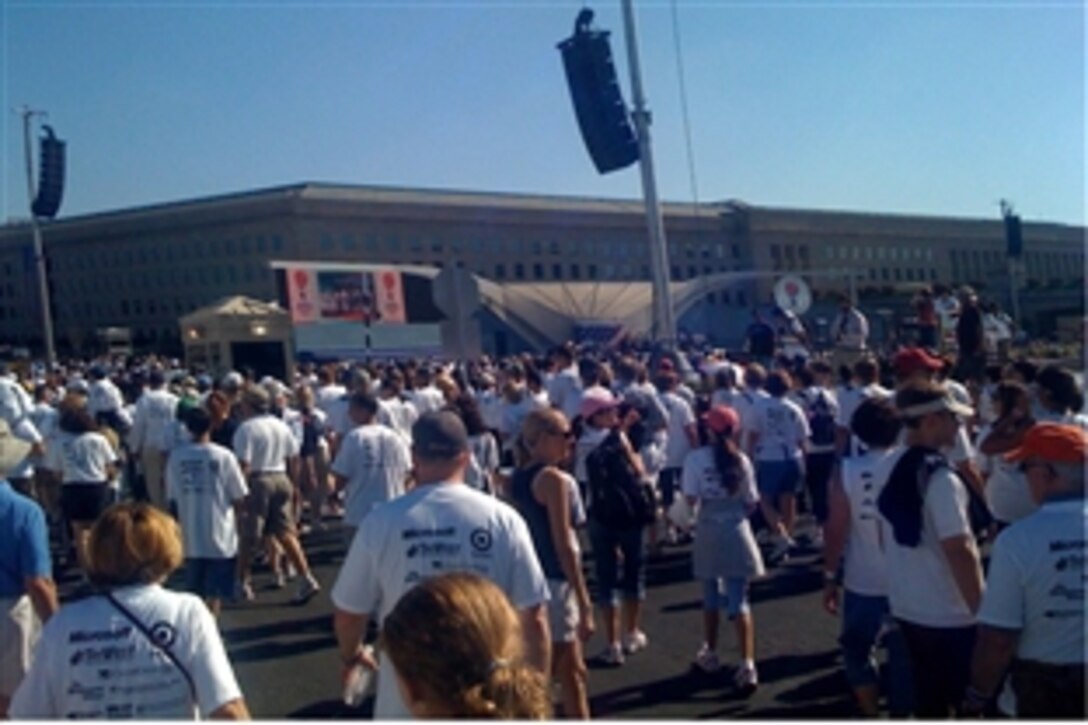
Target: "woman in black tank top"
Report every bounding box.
[509,409,595,719]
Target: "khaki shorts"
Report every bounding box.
[547,579,579,644]
[243,472,296,545]
[0,595,41,699]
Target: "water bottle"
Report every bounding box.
[342,645,376,707]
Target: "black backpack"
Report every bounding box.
[805,390,837,447]
[585,430,655,530]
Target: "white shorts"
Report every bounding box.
[0,595,41,698]
[547,579,579,644]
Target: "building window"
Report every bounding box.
[514,263,525,280]
[532,263,544,279]
[570,264,581,279]
[588,264,598,280]
[731,244,741,260]
[320,235,334,252]
[495,264,506,279]
[671,265,681,280]
[737,290,746,307]
[723,290,732,305]
[552,263,562,279]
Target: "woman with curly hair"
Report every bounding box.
[381,572,551,719]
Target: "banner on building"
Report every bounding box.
[285,267,407,325]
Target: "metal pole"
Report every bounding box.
[19,106,57,367]
[1007,256,1021,324]
[620,0,675,345]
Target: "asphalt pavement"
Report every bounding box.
[187,514,863,720]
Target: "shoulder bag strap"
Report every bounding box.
[102,592,198,703]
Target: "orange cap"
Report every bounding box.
[1004,423,1088,463]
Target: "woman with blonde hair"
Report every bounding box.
[10,502,249,720]
[510,408,594,717]
[381,571,551,719]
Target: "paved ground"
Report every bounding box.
[201,515,864,719]
[57,514,865,719]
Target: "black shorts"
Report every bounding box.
[61,483,111,523]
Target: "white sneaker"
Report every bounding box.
[622,630,649,654]
[694,644,720,673]
[597,643,625,666]
[273,570,287,589]
[733,663,758,694]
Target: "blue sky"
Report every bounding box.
[2,1,1084,225]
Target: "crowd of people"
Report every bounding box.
[0,290,1084,719]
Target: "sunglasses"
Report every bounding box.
[548,428,575,441]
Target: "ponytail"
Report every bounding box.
[458,661,551,719]
[711,431,743,494]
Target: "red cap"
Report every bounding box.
[1004,423,1088,464]
[892,347,943,375]
[703,405,740,435]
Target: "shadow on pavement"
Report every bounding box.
[223,614,332,645]
[229,634,337,663]
[288,697,374,719]
[588,666,752,717]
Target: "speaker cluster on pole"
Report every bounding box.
[558,9,639,175]
[32,125,65,219]
[1003,213,1023,258]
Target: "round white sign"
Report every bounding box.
[773,275,812,315]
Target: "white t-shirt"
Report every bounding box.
[231,415,299,473]
[475,389,504,431]
[88,379,125,417]
[410,386,446,416]
[749,396,809,462]
[9,584,242,719]
[331,482,550,719]
[976,424,1038,525]
[47,431,118,484]
[128,389,179,453]
[840,448,898,596]
[330,425,412,527]
[837,383,893,457]
[499,394,543,450]
[547,368,583,423]
[734,389,770,444]
[314,383,347,417]
[661,391,696,469]
[977,499,1086,666]
[378,397,418,443]
[165,442,249,559]
[877,446,977,628]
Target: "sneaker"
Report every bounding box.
[733,663,759,695]
[768,535,792,564]
[694,644,720,673]
[239,581,256,602]
[291,576,321,605]
[597,643,625,666]
[286,562,298,580]
[622,630,649,654]
[272,570,287,589]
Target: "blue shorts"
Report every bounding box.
[184,557,236,600]
[755,459,803,499]
[702,577,750,618]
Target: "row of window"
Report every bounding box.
[51,234,286,273]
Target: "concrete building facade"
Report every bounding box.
[0,182,1082,355]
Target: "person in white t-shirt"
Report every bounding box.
[331,410,551,720]
[835,358,892,459]
[165,408,248,617]
[232,387,320,604]
[963,423,1086,718]
[9,503,249,720]
[546,346,583,423]
[127,368,178,510]
[657,372,698,542]
[682,405,764,692]
[377,372,418,444]
[46,400,119,574]
[313,366,347,419]
[410,367,446,416]
[975,381,1038,529]
[822,397,912,717]
[735,365,771,456]
[875,382,984,718]
[330,391,411,537]
[748,371,809,559]
[1033,364,1088,431]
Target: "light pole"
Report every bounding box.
[18,105,58,366]
[619,0,676,346]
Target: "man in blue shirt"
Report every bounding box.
[0,420,58,717]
